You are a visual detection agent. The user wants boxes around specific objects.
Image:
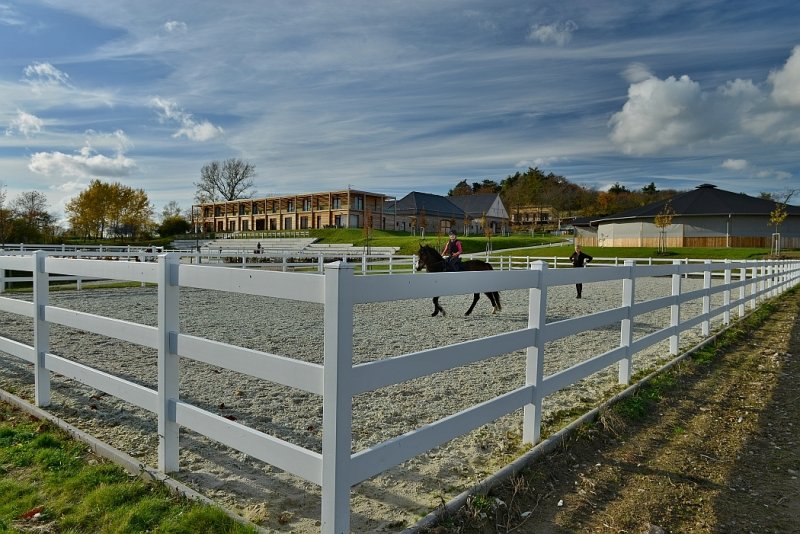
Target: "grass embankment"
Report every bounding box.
[0,401,257,533]
[308,228,562,255]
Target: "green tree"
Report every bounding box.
[472,179,500,194]
[159,216,191,237]
[194,158,256,202]
[642,182,658,195]
[448,180,472,196]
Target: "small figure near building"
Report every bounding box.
[569,244,592,298]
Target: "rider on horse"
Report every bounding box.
[441,230,463,272]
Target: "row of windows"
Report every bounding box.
[216,214,349,232]
[207,197,354,217]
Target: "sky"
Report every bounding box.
[2,0,800,221]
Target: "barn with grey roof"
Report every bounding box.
[574,184,800,249]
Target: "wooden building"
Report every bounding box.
[193,189,392,233]
[574,184,800,249]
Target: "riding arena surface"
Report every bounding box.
[0,275,721,531]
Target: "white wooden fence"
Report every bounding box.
[1,248,763,291]
[0,251,798,532]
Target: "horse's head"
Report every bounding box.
[416,244,442,272]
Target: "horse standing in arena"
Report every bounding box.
[415,244,502,317]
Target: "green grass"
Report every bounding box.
[609,291,785,423]
[494,244,781,260]
[0,401,257,533]
[308,228,563,255]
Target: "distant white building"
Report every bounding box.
[574,184,800,249]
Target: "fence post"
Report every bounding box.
[701,260,711,336]
[33,251,51,406]
[723,259,731,325]
[75,250,83,290]
[738,266,746,319]
[523,261,548,445]
[0,264,5,294]
[759,262,766,302]
[618,260,635,384]
[669,260,681,356]
[750,264,758,309]
[322,262,354,533]
[157,253,180,473]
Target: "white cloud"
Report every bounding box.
[164,20,188,33]
[756,169,792,180]
[150,96,223,142]
[527,21,577,47]
[0,4,24,26]
[5,110,43,137]
[28,131,136,178]
[769,45,800,107]
[721,159,748,171]
[608,75,715,154]
[175,120,224,142]
[610,47,800,156]
[622,63,653,84]
[29,150,136,178]
[23,62,71,87]
[516,156,562,168]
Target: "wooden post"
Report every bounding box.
[523,261,547,445]
[738,267,746,318]
[619,260,635,384]
[157,253,180,472]
[321,262,354,533]
[669,260,681,356]
[33,251,51,406]
[723,259,731,325]
[702,260,711,336]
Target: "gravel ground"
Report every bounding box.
[0,275,726,531]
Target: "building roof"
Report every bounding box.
[448,193,509,219]
[386,191,466,218]
[589,184,800,226]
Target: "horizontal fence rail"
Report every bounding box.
[0,250,798,532]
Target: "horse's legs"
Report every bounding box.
[493,292,502,312]
[484,292,495,312]
[465,293,480,316]
[432,296,446,317]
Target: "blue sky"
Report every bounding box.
[2,0,800,220]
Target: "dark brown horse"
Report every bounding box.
[416,244,501,316]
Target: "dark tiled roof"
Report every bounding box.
[386,191,465,218]
[448,194,498,216]
[591,184,800,225]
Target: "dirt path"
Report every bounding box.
[426,291,800,533]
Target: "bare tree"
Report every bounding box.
[194,158,256,202]
[161,200,183,221]
[12,190,50,229]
